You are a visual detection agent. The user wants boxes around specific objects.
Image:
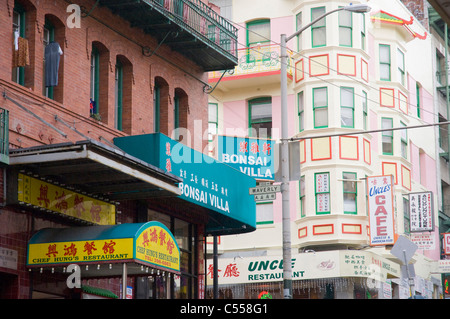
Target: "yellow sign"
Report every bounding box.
[27,222,181,273]
[135,224,180,272]
[28,238,133,265]
[18,173,115,225]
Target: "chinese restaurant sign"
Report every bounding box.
[114,133,256,235]
[28,238,133,265]
[27,221,180,273]
[18,173,115,225]
[367,175,395,246]
[218,135,275,181]
[205,251,399,286]
[409,191,434,232]
[135,223,180,272]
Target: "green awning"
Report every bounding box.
[27,221,181,276]
[114,133,257,235]
[82,285,118,299]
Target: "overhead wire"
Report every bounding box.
[184,6,439,135]
[75,0,442,126]
[4,1,446,141]
[206,5,443,124]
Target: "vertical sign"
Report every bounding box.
[444,233,450,255]
[218,136,275,181]
[367,175,395,246]
[316,173,330,213]
[408,192,434,232]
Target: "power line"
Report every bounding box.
[286,120,450,141]
[210,6,441,122]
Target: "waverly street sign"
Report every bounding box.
[249,182,281,202]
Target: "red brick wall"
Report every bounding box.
[0,0,213,299]
[0,0,209,151]
[400,0,429,30]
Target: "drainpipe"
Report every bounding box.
[445,23,449,298]
[446,24,449,177]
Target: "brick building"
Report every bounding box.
[0,0,255,299]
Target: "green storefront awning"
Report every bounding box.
[81,285,118,299]
[27,221,181,275]
[114,133,257,236]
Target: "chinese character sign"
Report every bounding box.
[444,233,450,255]
[27,238,133,265]
[218,136,275,181]
[135,223,180,272]
[18,173,115,225]
[315,173,330,213]
[113,133,257,234]
[28,222,180,273]
[367,176,395,246]
[410,233,435,250]
[409,192,434,232]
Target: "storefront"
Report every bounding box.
[205,250,425,299]
[27,221,180,299]
[114,133,257,236]
[1,136,256,298]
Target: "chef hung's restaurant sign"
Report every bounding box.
[27,221,180,273]
[367,175,395,246]
[135,223,180,272]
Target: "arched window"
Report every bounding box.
[174,88,188,141]
[90,42,109,122]
[115,55,132,133]
[43,14,65,103]
[153,77,169,134]
[12,1,36,88]
[115,59,123,131]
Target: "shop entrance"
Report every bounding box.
[149,274,169,299]
[136,274,171,299]
[0,272,18,299]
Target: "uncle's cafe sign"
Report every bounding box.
[206,251,400,285]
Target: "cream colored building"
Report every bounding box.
[207,0,443,299]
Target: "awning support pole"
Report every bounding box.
[213,236,218,299]
[122,263,127,299]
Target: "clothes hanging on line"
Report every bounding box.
[13,36,30,67]
[14,30,19,50]
[45,41,63,87]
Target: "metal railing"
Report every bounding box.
[149,0,238,59]
[209,44,294,79]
